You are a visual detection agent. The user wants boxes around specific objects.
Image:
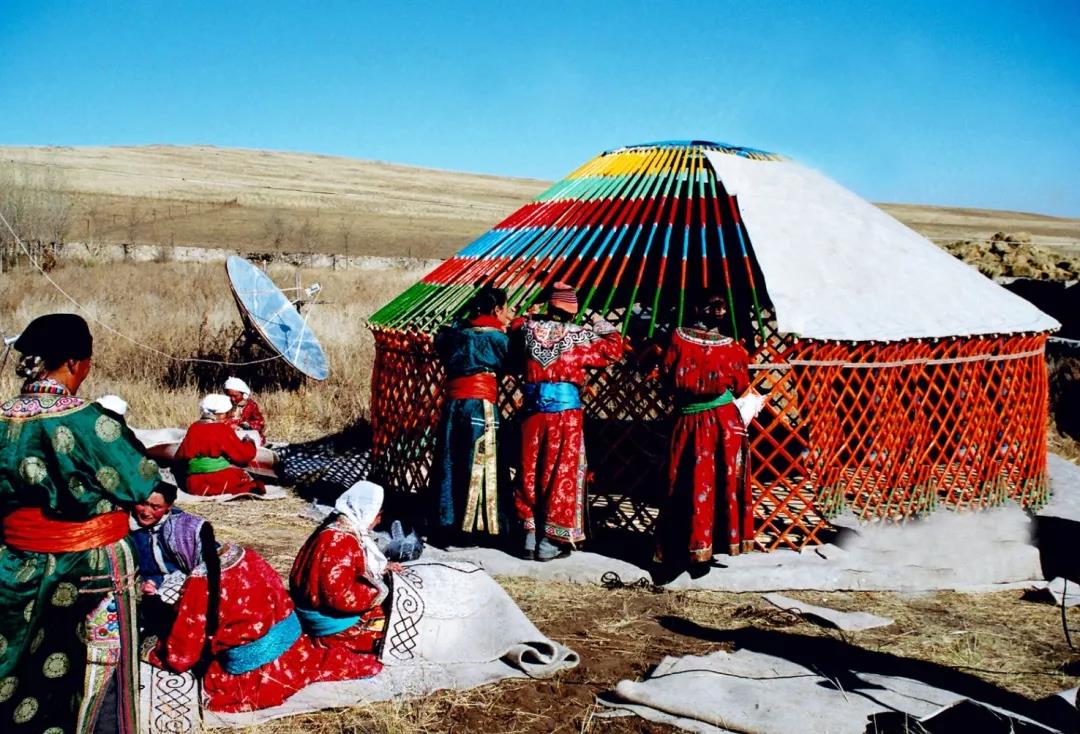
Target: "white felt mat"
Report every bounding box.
[430,454,1080,593]
[204,560,579,728]
[598,649,1063,733]
[702,152,1057,340]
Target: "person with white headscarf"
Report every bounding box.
[289,481,401,653]
[149,521,382,713]
[174,394,265,496]
[96,393,129,418]
[223,376,266,443]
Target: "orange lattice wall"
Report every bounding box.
[369,328,1050,551]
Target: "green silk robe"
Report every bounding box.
[0,383,160,733]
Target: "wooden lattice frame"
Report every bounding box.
[369,327,1050,552]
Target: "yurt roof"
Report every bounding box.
[369,140,1059,341]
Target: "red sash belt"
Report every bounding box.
[446,373,498,402]
[2,508,129,553]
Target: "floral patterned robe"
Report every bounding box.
[151,543,381,713]
[0,381,160,734]
[514,318,624,544]
[289,517,387,654]
[657,327,752,562]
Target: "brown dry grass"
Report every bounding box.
[0,145,548,259]
[0,260,423,441]
[2,146,1077,259]
[183,493,1076,734]
[3,258,1077,732]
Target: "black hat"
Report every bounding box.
[14,313,93,363]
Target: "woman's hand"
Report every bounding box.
[386,562,404,575]
[141,581,158,596]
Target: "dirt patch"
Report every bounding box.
[190,499,1077,733]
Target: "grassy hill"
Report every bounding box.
[2,144,1078,260]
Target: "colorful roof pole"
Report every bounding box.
[369,141,781,340]
[370,139,1057,342]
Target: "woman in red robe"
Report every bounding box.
[224,376,266,443]
[289,482,397,654]
[175,394,264,496]
[656,295,752,572]
[514,283,624,561]
[150,523,382,713]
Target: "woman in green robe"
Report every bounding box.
[0,314,160,734]
[429,287,513,546]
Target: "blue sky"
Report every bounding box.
[1,1,1077,216]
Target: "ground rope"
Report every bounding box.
[600,571,665,594]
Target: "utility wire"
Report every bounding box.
[0,209,293,367]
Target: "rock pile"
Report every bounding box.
[942,232,1080,280]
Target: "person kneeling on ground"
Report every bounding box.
[223,376,266,445]
[130,481,206,635]
[148,522,382,713]
[290,481,402,654]
[176,394,265,496]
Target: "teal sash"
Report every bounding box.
[295,607,361,637]
[678,390,734,415]
[522,382,582,413]
[218,611,301,674]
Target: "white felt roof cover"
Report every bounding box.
[703,151,1059,341]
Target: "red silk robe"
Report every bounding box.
[289,518,388,654]
[176,420,263,496]
[515,319,624,544]
[150,544,381,713]
[658,327,752,561]
[226,399,265,440]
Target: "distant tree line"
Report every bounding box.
[0,163,72,271]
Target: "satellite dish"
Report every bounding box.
[226,256,330,380]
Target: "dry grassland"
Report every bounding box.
[0,145,548,259]
[3,145,1078,260]
[0,260,419,439]
[2,145,1079,732]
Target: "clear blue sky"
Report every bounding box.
[1,1,1077,216]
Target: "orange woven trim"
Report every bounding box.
[2,508,129,552]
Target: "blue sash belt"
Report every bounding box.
[295,607,361,638]
[219,611,301,674]
[522,382,582,413]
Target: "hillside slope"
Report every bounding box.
[2,144,1077,260]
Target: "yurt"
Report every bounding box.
[367,140,1058,551]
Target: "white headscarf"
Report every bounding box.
[334,481,389,589]
[96,394,129,417]
[224,377,251,397]
[199,393,232,417]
